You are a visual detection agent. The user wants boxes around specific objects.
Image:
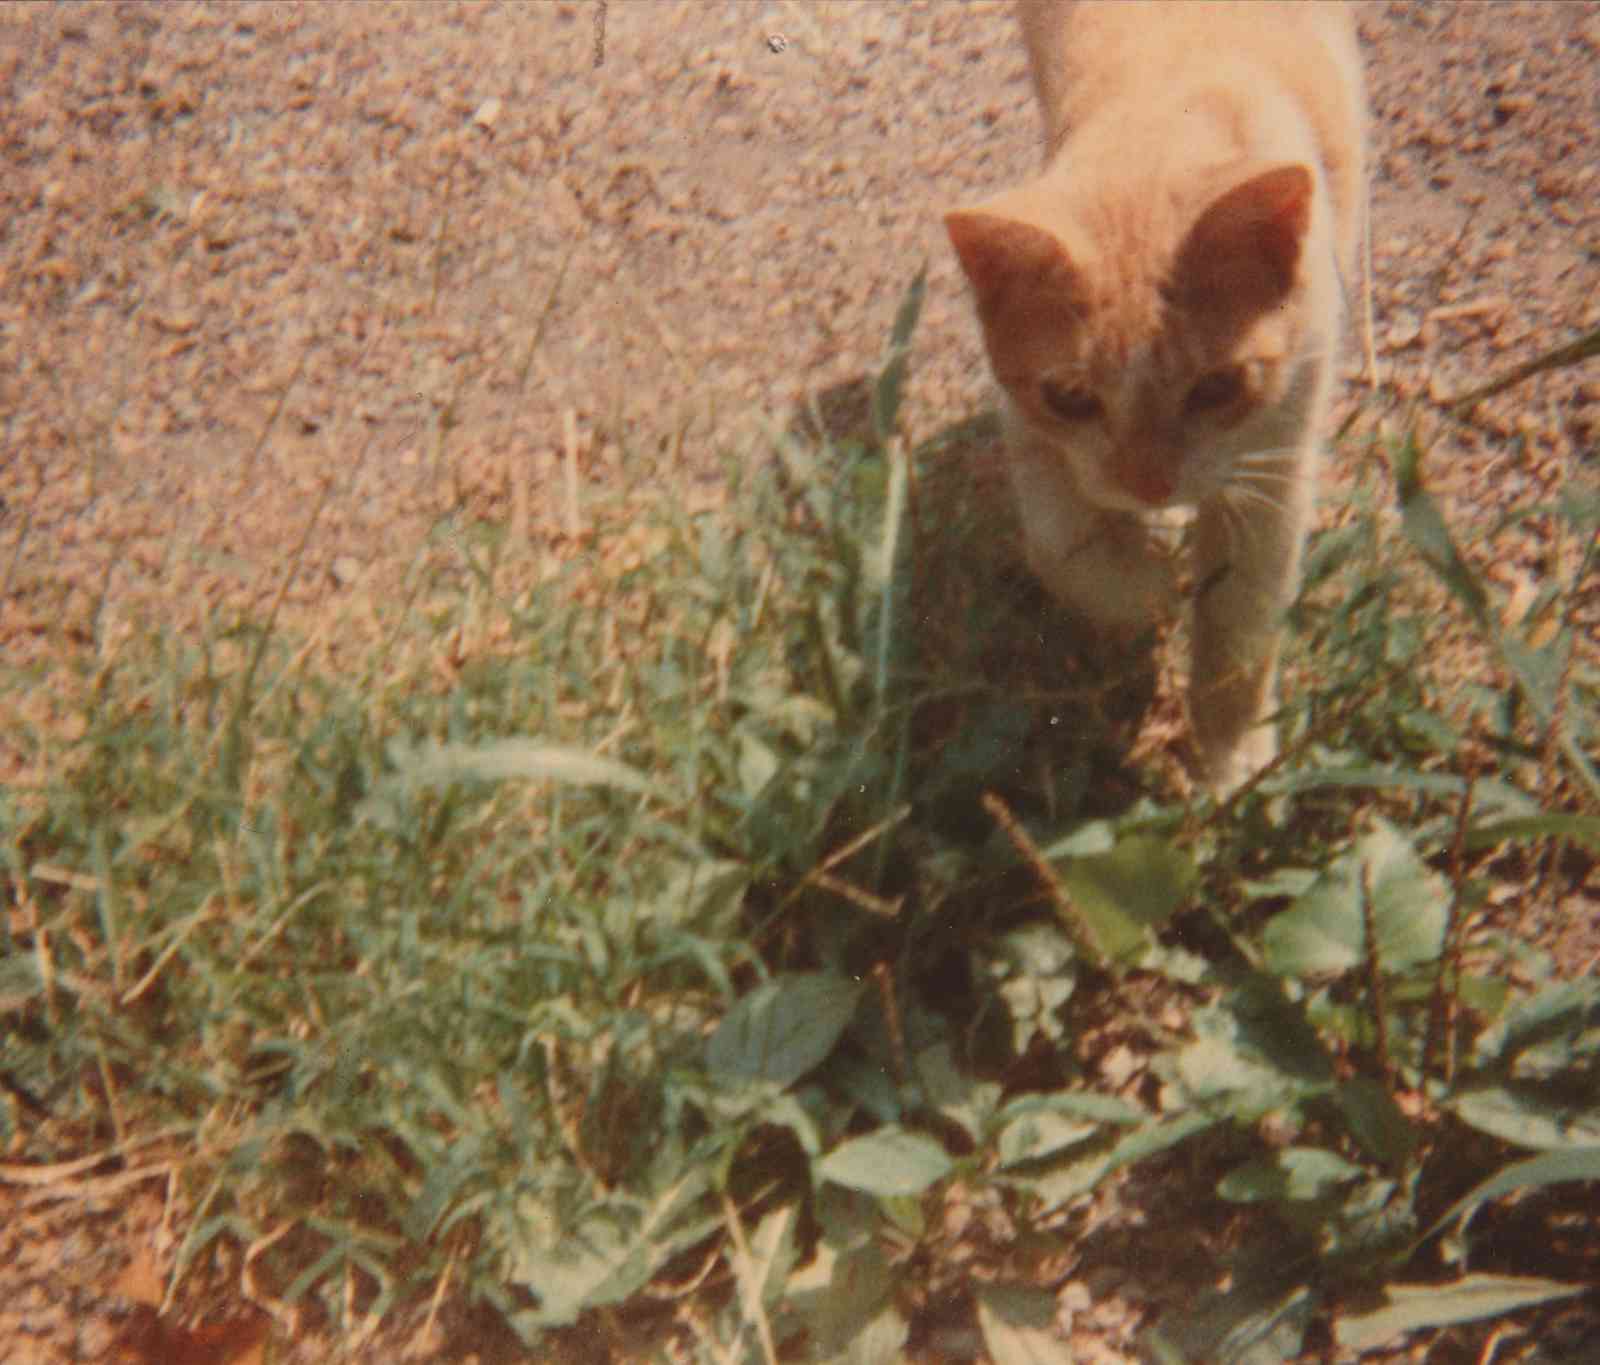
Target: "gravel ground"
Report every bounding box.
[2,1,1597,1359]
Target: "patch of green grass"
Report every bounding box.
[3,278,1597,1362]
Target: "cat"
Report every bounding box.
[945,0,1366,794]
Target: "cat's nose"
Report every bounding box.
[1115,461,1176,507]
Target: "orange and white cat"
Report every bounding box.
[946,0,1366,793]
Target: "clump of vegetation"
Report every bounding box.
[2,279,1597,1362]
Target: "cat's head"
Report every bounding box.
[946,162,1326,512]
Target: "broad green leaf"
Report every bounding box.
[705,972,862,1089]
[1039,819,1117,860]
[1147,1283,1314,1365]
[816,1126,953,1196]
[913,1041,1002,1143]
[1448,1085,1600,1151]
[878,1193,925,1240]
[994,1091,1147,1129]
[1058,834,1198,962]
[654,856,751,935]
[983,921,1078,1051]
[1212,974,1337,1087]
[737,732,780,797]
[1104,1111,1219,1167]
[1004,1150,1114,1213]
[1336,1076,1420,1168]
[1217,1148,1362,1203]
[786,1240,896,1358]
[1004,1108,1223,1214]
[976,1284,1060,1365]
[509,1166,714,1325]
[1336,1275,1585,1352]
[1425,1147,1600,1243]
[1471,979,1600,1073]
[1169,1033,1310,1117]
[1262,820,1447,976]
[838,1307,910,1365]
[0,953,44,1010]
[997,1109,1100,1168]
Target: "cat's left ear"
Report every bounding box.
[1177,163,1313,309]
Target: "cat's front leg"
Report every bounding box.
[1189,466,1315,793]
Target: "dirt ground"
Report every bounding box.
[2,1,1597,1360]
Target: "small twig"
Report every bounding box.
[720,1192,780,1365]
[872,962,908,1086]
[1425,777,1475,1087]
[758,805,912,941]
[1360,175,1379,389]
[983,791,1108,972]
[1358,863,1392,1092]
[1444,324,1600,415]
[563,407,583,539]
[241,342,308,481]
[806,870,903,919]
[984,791,1182,1047]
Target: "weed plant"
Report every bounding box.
[2,282,1598,1362]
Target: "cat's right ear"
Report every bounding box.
[944,210,1079,315]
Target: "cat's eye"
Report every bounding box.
[1184,368,1246,416]
[1040,381,1103,423]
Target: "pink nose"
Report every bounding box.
[1115,462,1175,506]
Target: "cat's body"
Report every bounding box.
[946,0,1366,792]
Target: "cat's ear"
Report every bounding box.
[945,209,1083,317]
[1175,163,1313,310]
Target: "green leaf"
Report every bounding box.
[1107,1111,1219,1165]
[982,921,1079,1051]
[1469,979,1600,1070]
[816,1126,953,1196]
[1336,1076,1421,1168]
[509,1166,715,1326]
[1146,1282,1314,1365]
[1336,1275,1586,1352]
[976,1284,1061,1365]
[1169,1032,1312,1116]
[994,1091,1147,1129]
[871,266,926,444]
[1262,820,1447,976]
[1391,436,1491,628]
[837,1308,911,1365]
[1057,834,1198,963]
[736,732,781,798]
[1447,1085,1600,1151]
[705,972,862,1089]
[1039,819,1117,861]
[786,1238,897,1358]
[1217,1148,1363,1203]
[997,1109,1101,1169]
[1425,1147,1600,1243]
[650,856,750,934]
[913,1041,1002,1144]
[1464,813,1600,852]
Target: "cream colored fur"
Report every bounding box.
[946,0,1366,793]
